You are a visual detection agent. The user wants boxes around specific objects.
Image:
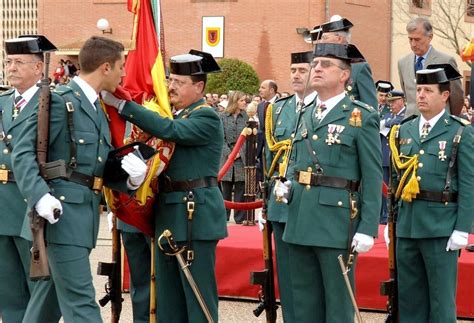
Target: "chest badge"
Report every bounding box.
[349,108,362,127]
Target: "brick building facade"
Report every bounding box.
[36,0,392,93]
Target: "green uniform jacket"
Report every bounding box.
[265,94,317,223]
[347,62,378,110]
[12,80,117,248]
[120,98,228,242]
[284,96,382,248]
[394,113,474,238]
[0,89,36,236]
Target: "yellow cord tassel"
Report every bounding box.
[264,103,291,177]
[389,125,420,202]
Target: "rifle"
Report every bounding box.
[97,213,123,322]
[29,50,60,280]
[243,121,258,226]
[250,180,278,322]
[380,157,399,322]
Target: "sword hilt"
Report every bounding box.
[157,229,186,256]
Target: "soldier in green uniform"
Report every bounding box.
[0,35,61,323]
[263,51,316,323]
[12,36,146,322]
[274,43,382,322]
[388,64,474,323]
[312,16,378,109]
[375,80,394,118]
[102,50,227,322]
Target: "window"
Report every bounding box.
[409,0,431,15]
[467,0,474,17]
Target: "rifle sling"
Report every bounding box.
[63,96,77,169]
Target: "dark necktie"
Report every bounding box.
[420,122,431,139]
[415,56,424,72]
[12,95,25,120]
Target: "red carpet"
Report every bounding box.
[216,225,474,318]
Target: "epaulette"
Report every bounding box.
[450,115,470,126]
[0,88,14,96]
[400,114,417,125]
[53,85,74,96]
[274,94,294,104]
[352,100,375,112]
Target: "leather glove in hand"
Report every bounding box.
[35,193,63,224]
[122,151,147,188]
[446,230,469,251]
[100,91,125,111]
[273,180,291,204]
[256,211,266,232]
[351,232,374,253]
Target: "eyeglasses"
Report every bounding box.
[311,59,345,69]
[3,59,39,67]
[166,78,202,88]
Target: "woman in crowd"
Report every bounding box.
[219,90,249,224]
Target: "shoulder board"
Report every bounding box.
[0,88,14,96]
[400,114,417,125]
[53,85,74,96]
[274,94,294,104]
[450,115,470,126]
[352,100,375,112]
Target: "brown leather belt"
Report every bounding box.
[296,170,360,192]
[68,171,104,191]
[417,190,457,203]
[0,169,15,182]
[161,176,218,193]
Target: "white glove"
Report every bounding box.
[122,151,147,188]
[351,232,374,253]
[446,230,469,251]
[273,180,291,204]
[100,91,125,111]
[384,225,390,249]
[35,193,63,224]
[107,211,114,232]
[256,211,266,232]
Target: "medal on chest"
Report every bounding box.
[325,124,344,145]
[438,140,447,161]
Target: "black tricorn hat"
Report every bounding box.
[313,43,365,63]
[321,17,354,33]
[5,35,57,55]
[291,51,313,64]
[416,64,462,85]
[169,50,220,76]
[387,90,405,101]
[375,80,394,93]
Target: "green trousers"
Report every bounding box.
[122,231,151,323]
[288,243,355,323]
[272,222,295,323]
[0,235,60,323]
[397,237,458,323]
[155,240,218,323]
[38,244,102,323]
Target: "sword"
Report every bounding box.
[157,229,214,323]
[337,254,364,323]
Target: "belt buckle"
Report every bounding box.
[92,176,103,191]
[0,169,7,182]
[298,170,312,185]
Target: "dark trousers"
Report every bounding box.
[122,231,151,323]
[221,180,245,223]
[380,166,389,224]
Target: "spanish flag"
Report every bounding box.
[104,0,174,236]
